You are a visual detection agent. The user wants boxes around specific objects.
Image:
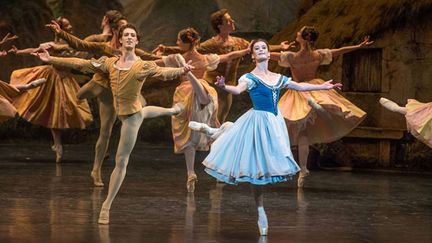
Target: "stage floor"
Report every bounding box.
[0,143,431,243]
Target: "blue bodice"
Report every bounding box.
[245,73,289,116]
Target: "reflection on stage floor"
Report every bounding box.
[0,143,431,242]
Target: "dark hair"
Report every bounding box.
[56,17,71,31]
[118,23,140,42]
[105,10,125,29]
[178,27,200,49]
[249,39,270,54]
[210,9,228,34]
[54,17,72,43]
[300,26,319,43]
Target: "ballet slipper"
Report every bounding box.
[98,207,110,224]
[188,121,219,136]
[186,173,198,193]
[297,170,310,188]
[257,207,268,236]
[51,144,63,163]
[91,170,104,187]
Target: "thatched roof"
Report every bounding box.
[270,0,432,48]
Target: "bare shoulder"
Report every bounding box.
[269,71,280,77]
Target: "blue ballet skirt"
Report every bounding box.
[202,73,300,185]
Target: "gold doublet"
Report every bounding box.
[49,56,184,116]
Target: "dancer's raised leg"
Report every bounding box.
[141,104,184,118]
[14,78,46,91]
[379,97,407,115]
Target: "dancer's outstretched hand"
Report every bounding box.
[7,45,18,54]
[215,76,226,88]
[46,20,61,33]
[39,41,55,50]
[0,33,18,45]
[280,41,296,50]
[152,44,165,56]
[322,79,342,90]
[0,50,7,56]
[182,60,194,73]
[31,48,51,62]
[358,36,374,47]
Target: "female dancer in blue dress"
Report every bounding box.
[190,39,341,235]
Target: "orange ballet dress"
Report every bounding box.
[405,99,432,148]
[10,64,93,129]
[163,54,221,153]
[278,49,366,145]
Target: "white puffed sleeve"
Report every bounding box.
[316,49,332,65]
[281,75,292,88]
[238,74,256,90]
[205,54,221,71]
[162,54,179,67]
[278,51,294,67]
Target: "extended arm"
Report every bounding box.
[47,20,110,55]
[270,52,282,61]
[32,48,107,74]
[151,65,186,81]
[286,79,342,91]
[269,41,296,52]
[136,48,162,60]
[138,59,193,81]
[215,76,247,95]
[9,46,41,55]
[218,48,250,63]
[84,34,111,43]
[270,41,296,61]
[152,44,182,55]
[330,36,374,57]
[0,33,18,46]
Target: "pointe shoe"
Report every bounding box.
[98,207,110,224]
[188,121,218,136]
[55,145,63,163]
[186,174,198,193]
[172,102,185,115]
[297,170,310,188]
[51,144,63,163]
[91,171,104,187]
[258,211,268,236]
[28,78,47,88]
[379,97,406,114]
